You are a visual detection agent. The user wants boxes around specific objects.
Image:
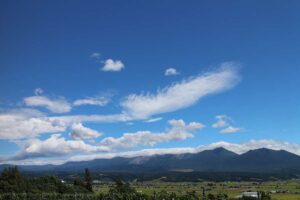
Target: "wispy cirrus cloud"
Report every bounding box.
[73,96,110,107]
[121,63,241,119]
[145,117,163,123]
[212,114,242,133]
[220,126,242,133]
[212,115,229,128]
[24,95,71,113]
[90,52,101,59]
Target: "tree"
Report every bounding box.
[259,191,271,200]
[0,166,27,193]
[84,168,93,192]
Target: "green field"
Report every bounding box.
[94,180,300,199]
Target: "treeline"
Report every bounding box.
[0,166,91,194]
[87,171,297,182]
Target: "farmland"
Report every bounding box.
[93,180,300,200]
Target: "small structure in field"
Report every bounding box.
[236,191,259,199]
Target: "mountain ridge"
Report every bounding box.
[1,148,300,173]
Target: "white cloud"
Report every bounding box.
[212,114,242,133]
[90,52,101,59]
[101,59,125,72]
[220,126,241,133]
[0,109,66,140]
[70,123,102,140]
[24,95,71,113]
[34,88,44,95]
[1,119,203,162]
[8,134,109,161]
[165,68,179,76]
[121,63,240,119]
[73,96,110,107]
[212,115,229,128]
[0,109,131,140]
[145,117,163,123]
[99,119,204,149]
[49,113,131,125]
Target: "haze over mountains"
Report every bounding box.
[2,148,300,174]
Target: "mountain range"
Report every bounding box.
[2,147,300,174]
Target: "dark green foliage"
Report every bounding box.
[0,167,88,194]
[0,166,27,193]
[84,168,93,192]
[259,191,272,200]
[26,176,77,194]
[207,193,228,200]
[73,177,89,193]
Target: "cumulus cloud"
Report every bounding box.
[1,119,204,162]
[24,95,71,113]
[0,109,130,140]
[0,109,66,140]
[165,68,179,76]
[101,59,124,72]
[7,134,109,161]
[99,119,204,149]
[70,123,102,140]
[121,63,240,119]
[73,96,110,107]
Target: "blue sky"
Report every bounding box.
[1,0,300,164]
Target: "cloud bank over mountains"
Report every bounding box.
[4,139,300,165]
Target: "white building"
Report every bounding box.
[236,191,259,199]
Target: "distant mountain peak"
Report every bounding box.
[201,147,238,157]
[211,147,231,152]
